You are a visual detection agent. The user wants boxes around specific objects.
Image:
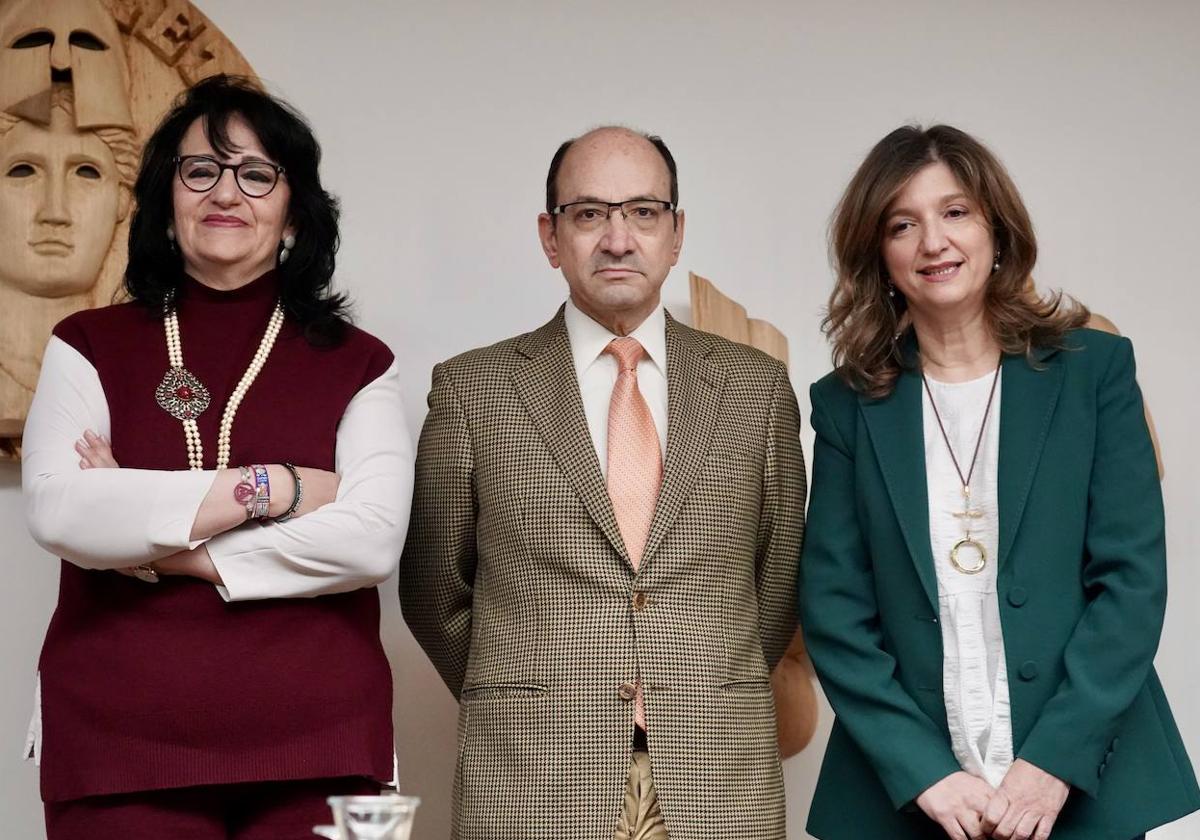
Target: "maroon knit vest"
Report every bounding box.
[38,271,395,802]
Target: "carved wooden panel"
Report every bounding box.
[689,271,789,367]
[687,271,818,757]
[0,0,255,457]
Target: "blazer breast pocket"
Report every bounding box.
[691,452,763,541]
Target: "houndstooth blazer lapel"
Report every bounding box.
[639,313,725,571]
[512,308,629,563]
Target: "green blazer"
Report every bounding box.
[799,328,1198,840]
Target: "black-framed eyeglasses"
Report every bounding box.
[174,155,286,198]
[551,199,676,232]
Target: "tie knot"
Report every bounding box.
[606,336,645,372]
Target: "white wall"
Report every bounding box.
[1,1,1196,836]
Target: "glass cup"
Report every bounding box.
[319,794,421,840]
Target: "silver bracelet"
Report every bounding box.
[272,462,303,523]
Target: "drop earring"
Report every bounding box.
[279,234,296,264]
[992,250,1001,272]
[887,278,902,342]
[166,224,177,252]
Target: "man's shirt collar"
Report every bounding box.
[564,297,667,379]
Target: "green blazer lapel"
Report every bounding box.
[997,348,1064,569]
[640,314,725,569]
[512,308,628,562]
[859,365,938,612]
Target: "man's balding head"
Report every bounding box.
[545,126,678,215]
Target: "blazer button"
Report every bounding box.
[632,592,648,611]
[1018,661,1039,681]
[618,682,637,701]
[1007,587,1028,607]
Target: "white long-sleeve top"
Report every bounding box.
[22,335,415,601]
[923,372,1014,789]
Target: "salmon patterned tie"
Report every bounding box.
[605,336,662,731]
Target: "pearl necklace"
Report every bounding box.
[155,297,285,470]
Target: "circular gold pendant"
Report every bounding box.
[950,537,987,575]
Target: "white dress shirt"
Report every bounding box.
[564,298,668,474]
[923,372,1014,789]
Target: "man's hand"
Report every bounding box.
[982,759,1069,840]
[772,629,819,758]
[916,771,995,840]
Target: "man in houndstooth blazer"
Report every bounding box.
[400,127,805,840]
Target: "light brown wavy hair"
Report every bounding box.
[824,124,1088,398]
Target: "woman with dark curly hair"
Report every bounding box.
[21,75,412,838]
[799,124,1198,840]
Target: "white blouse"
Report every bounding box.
[923,372,1014,788]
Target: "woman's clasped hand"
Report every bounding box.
[917,761,1070,840]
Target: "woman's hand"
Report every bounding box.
[981,759,1069,840]
[75,429,117,469]
[115,546,223,585]
[915,771,994,840]
[154,545,222,584]
[189,465,339,541]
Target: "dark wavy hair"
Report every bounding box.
[825,124,1088,397]
[124,74,349,344]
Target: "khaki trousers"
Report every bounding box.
[614,751,669,840]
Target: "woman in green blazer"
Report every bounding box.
[799,124,1198,840]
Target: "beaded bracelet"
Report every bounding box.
[251,464,271,519]
[234,466,257,519]
[272,462,304,523]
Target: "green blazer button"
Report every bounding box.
[1019,660,1039,681]
[1007,587,1029,607]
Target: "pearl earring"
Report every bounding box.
[992,251,1001,272]
[166,224,177,252]
[279,234,296,264]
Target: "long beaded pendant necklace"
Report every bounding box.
[921,357,1002,575]
[154,294,285,470]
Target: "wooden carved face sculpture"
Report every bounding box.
[0,0,136,435]
[0,0,256,449]
[0,87,131,299]
[0,0,132,128]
